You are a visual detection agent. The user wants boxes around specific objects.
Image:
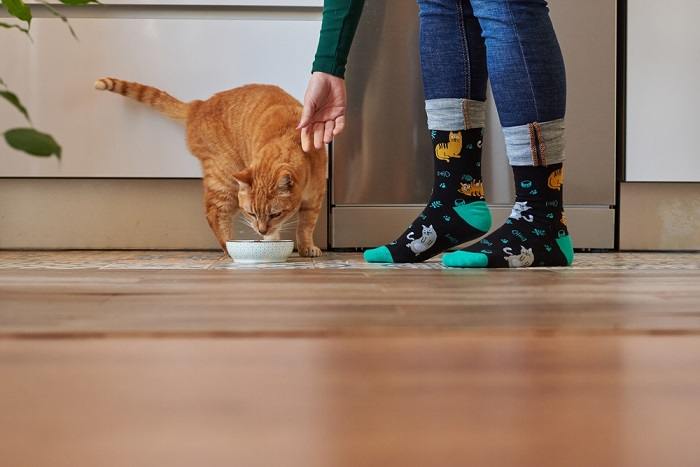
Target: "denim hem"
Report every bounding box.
[502,118,566,166]
[425,98,486,130]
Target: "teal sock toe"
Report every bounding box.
[364,246,395,263]
[442,251,489,268]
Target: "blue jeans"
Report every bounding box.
[417,0,566,166]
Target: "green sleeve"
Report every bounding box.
[312,0,366,79]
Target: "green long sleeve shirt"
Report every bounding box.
[312,0,366,78]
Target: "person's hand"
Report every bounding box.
[297,72,347,152]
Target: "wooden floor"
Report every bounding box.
[1,251,699,466]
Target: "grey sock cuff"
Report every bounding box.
[502,118,566,166]
[425,98,486,130]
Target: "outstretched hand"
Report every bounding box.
[297,72,347,152]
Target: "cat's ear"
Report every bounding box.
[233,168,253,191]
[277,172,295,195]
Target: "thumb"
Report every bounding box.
[297,101,315,130]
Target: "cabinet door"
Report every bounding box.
[0,17,319,177]
[626,0,700,182]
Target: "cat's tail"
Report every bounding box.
[94,77,189,122]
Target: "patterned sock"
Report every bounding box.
[364,128,492,263]
[443,163,574,268]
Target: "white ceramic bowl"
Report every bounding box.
[226,240,295,264]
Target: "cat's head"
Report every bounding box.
[422,225,435,236]
[233,166,302,236]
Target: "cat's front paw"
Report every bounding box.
[299,245,323,258]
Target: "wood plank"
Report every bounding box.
[1,252,700,336]
[1,336,699,467]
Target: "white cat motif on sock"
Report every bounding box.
[407,225,438,256]
[503,245,535,268]
[509,201,534,222]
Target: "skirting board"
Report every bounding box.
[332,205,615,250]
[619,182,700,250]
[0,179,327,250]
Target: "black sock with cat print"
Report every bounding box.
[364,128,492,263]
[443,163,575,268]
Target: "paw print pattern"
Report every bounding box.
[445,233,459,245]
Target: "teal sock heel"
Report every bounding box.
[555,234,575,266]
[453,200,492,233]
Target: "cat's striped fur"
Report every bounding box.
[95,78,327,256]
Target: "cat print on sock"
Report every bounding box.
[503,245,535,268]
[407,225,438,256]
[443,163,575,268]
[364,128,492,264]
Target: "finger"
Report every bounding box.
[313,122,325,150]
[297,102,315,129]
[323,120,335,144]
[333,115,346,136]
[301,126,312,153]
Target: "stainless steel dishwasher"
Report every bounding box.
[329,0,616,250]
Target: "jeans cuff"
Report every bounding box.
[425,98,486,130]
[502,119,566,167]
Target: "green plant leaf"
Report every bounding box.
[0,90,31,122]
[36,0,78,39]
[1,0,32,24]
[0,20,30,36]
[4,128,61,159]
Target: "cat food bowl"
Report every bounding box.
[226,240,294,264]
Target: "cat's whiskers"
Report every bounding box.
[278,220,298,233]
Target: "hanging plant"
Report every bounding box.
[1,0,99,159]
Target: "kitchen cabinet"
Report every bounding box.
[626,0,700,182]
[1,9,321,177]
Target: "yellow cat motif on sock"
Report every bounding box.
[458,180,485,198]
[435,131,462,162]
[548,167,564,190]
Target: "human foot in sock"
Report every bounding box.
[443,163,574,268]
[364,128,492,263]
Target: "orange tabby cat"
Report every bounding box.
[94,78,326,257]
